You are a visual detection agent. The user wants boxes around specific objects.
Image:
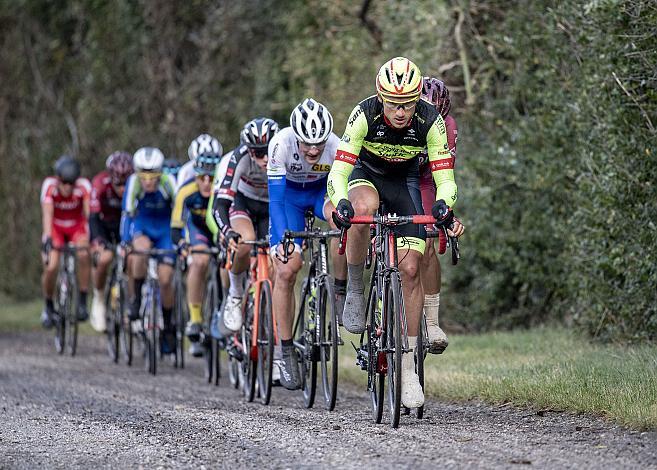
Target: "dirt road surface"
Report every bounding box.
[1,332,655,469]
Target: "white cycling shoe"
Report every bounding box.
[90,289,107,333]
[401,354,425,408]
[223,295,243,332]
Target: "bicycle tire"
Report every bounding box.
[298,277,317,409]
[228,351,240,389]
[66,270,79,357]
[386,272,403,428]
[256,281,274,405]
[203,279,216,383]
[242,291,257,402]
[416,313,427,419]
[319,275,338,411]
[118,278,133,366]
[106,269,120,363]
[174,271,187,369]
[368,280,385,423]
[54,273,66,355]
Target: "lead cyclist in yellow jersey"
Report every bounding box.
[327,57,464,408]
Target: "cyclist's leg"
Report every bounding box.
[186,223,211,329]
[419,166,447,351]
[342,168,379,333]
[72,222,91,321]
[128,232,151,319]
[41,232,61,327]
[91,244,113,331]
[223,203,255,331]
[321,197,347,323]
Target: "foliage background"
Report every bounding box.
[0,0,655,341]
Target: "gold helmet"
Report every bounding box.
[376,57,423,104]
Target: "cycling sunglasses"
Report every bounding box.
[137,171,162,182]
[381,98,418,111]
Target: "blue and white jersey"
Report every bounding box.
[267,127,339,248]
[120,173,176,242]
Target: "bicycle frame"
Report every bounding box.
[248,244,274,360]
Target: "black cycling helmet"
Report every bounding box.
[162,158,181,176]
[240,118,279,149]
[54,155,80,184]
[194,154,220,176]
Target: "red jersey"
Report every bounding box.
[90,170,122,224]
[40,176,91,227]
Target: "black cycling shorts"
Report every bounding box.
[229,191,269,241]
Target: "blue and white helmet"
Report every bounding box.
[187,133,223,161]
[133,147,164,171]
[290,98,333,145]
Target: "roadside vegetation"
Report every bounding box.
[340,328,657,430]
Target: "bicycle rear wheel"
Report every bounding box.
[256,281,274,405]
[319,276,338,411]
[368,281,385,423]
[144,287,158,375]
[416,313,428,419]
[386,272,403,428]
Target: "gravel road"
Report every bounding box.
[1,331,655,469]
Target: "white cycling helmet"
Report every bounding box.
[133,147,164,171]
[290,98,333,145]
[188,133,223,161]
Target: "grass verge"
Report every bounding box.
[0,295,97,336]
[339,327,657,430]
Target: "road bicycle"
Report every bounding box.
[227,239,275,404]
[51,244,88,356]
[282,211,342,410]
[130,248,177,375]
[189,246,225,385]
[102,244,127,363]
[345,211,436,428]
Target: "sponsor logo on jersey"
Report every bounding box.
[408,128,415,135]
[376,130,385,137]
[272,143,279,159]
[55,200,81,210]
[348,107,362,126]
[226,168,234,177]
[311,164,331,172]
[435,118,446,135]
[430,158,454,171]
[293,153,299,161]
[336,150,358,165]
[290,163,303,172]
[341,134,351,143]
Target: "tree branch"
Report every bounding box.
[453,2,474,106]
[359,0,382,49]
[612,71,655,133]
[22,25,80,157]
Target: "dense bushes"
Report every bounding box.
[0,1,654,341]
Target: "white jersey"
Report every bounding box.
[213,145,268,202]
[176,160,195,191]
[267,127,339,185]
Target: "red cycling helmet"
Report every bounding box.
[107,151,134,184]
[421,77,451,118]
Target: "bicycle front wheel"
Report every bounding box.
[118,278,133,366]
[367,278,385,423]
[54,274,66,355]
[297,277,317,409]
[242,290,257,402]
[256,281,274,405]
[203,279,216,383]
[416,313,427,419]
[106,273,120,363]
[386,272,403,428]
[174,272,187,369]
[66,271,79,356]
[319,276,338,411]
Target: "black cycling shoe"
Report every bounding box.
[278,346,301,390]
[184,322,202,342]
[189,341,204,358]
[76,303,89,322]
[41,307,56,329]
[128,298,141,321]
[160,329,176,355]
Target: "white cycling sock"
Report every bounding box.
[228,271,246,298]
[424,293,440,325]
[404,336,418,372]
